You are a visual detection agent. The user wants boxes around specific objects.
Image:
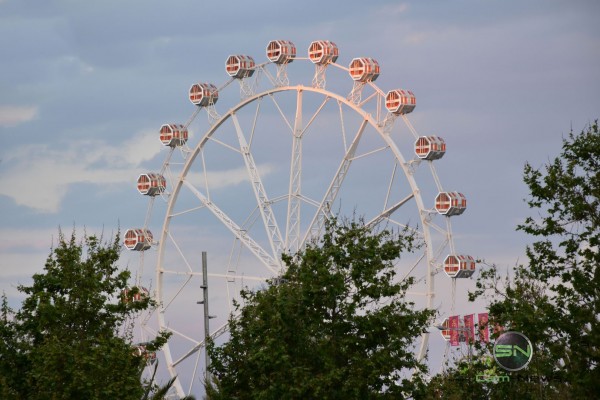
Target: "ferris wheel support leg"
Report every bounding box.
[417,332,430,362]
[285,89,303,253]
[182,180,281,274]
[301,118,368,246]
[232,114,285,258]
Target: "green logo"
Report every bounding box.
[476,374,510,383]
[493,331,533,371]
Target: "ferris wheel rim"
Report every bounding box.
[151,82,442,396]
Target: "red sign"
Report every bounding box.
[463,314,475,343]
[478,313,489,343]
[449,315,460,346]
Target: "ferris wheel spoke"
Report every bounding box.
[182,179,281,274]
[417,334,431,362]
[258,64,278,87]
[366,192,415,228]
[247,97,262,148]
[207,136,243,154]
[349,145,390,161]
[297,194,320,208]
[187,351,203,396]
[207,273,267,282]
[172,341,203,368]
[399,251,426,282]
[338,101,349,152]
[161,274,193,313]
[166,229,195,273]
[384,218,423,238]
[168,327,201,347]
[299,95,331,137]
[232,114,284,257]
[171,322,234,369]
[141,321,157,337]
[300,118,369,246]
[171,320,230,368]
[357,91,378,109]
[199,149,211,199]
[268,92,294,133]
[285,93,334,252]
[239,204,261,231]
[161,269,204,276]
[383,162,399,210]
[427,220,449,236]
[169,205,205,218]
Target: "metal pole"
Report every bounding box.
[199,251,211,383]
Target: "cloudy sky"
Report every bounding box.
[1,0,599,394]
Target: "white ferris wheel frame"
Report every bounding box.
[138,58,459,398]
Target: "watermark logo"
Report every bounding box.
[493,331,533,371]
[476,374,509,384]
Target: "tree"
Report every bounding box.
[427,121,600,398]
[0,231,170,400]
[142,363,196,400]
[424,352,508,400]
[207,219,435,399]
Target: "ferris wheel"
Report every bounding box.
[124,39,475,398]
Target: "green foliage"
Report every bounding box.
[434,121,600,398]
[424,338,559,399]
[207,219,435,399]
[142,363,196,400]
[425,352,500,400]
[0,230,170,400]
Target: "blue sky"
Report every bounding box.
[1,0,599,395]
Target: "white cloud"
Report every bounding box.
[0,106,38,127]
[376,2,409,16]
[0,130,161,213]
[403,32,429,45]
[0,129,275,213]
[53,55,95,75]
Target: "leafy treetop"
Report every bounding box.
[208,219,435,400]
